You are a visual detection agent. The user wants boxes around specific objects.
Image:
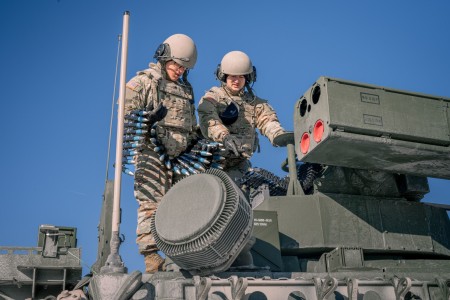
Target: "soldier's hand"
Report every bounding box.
[148,103,168,124]
[184,135,200,153]
[223,135,241,157]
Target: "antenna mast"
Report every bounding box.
[101,11,130,274]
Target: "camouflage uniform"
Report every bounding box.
[198,86,285,182]
[125,62,197,255]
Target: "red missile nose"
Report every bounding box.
[313,119,324,142]
[300,132,310,154]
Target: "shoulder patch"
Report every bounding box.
[126,79,143,92]
[202,97,218,106]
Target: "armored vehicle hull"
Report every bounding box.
[1,30,449,298]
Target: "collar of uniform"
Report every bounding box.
[222,85,244,97]
[150,61,173,81]
[149,61,161,70]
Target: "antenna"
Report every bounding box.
[100,10,129,274]
[88,12,142,299]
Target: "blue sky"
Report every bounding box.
[1,1,449,275]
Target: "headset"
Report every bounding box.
[215,64,257,84]
[153,43,171,62]
[154,42,191,65]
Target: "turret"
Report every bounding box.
[294,76,450,179]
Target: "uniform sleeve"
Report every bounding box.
[255,102,286,145]
[124,75,155,115]
[188,102,199,142]
[197,91,229,142]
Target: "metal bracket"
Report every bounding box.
[393,277,412,300]
[194,276,211,300]
[286,143,304,196]
[229,275,248,300]
[347,278,359,300]
[39,225,60,258]
[314,276,338,300]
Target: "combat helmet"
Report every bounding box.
[154,34,197,69]
[216,51,257,83]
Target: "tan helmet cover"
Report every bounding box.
[220,51,253,75]
[163,34,197,69]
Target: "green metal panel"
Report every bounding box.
[91,179,114,274]
[256,194,450,257]
[37,226,77,249]
[325,78,449,143]
[251,210,283,271]
[294,77,450,179]
[256,195,325,251]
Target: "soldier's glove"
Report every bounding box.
[223,135,241,157]
[147,103,168,124]
[185,136,199,153]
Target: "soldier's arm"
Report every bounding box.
[198,96,229,142]
[255,102,286,145]
[124,75,152,115]
[188,102,200,144]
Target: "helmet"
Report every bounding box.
[153,34,197,69]
[216,51,256,83]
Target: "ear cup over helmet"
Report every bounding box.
[246,66,257,83]
[215,64,226,82]
[153,43,170,61]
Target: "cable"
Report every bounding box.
[105,34,122,183]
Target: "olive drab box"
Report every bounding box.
[294,76,450,179]
[38,225,78,258]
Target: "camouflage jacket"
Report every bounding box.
[125,62,197,158]
[198,86,285,159]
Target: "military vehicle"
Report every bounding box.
[1,11,449,300]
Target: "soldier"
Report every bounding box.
[124,34,198,273]
[198,50,286,184]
